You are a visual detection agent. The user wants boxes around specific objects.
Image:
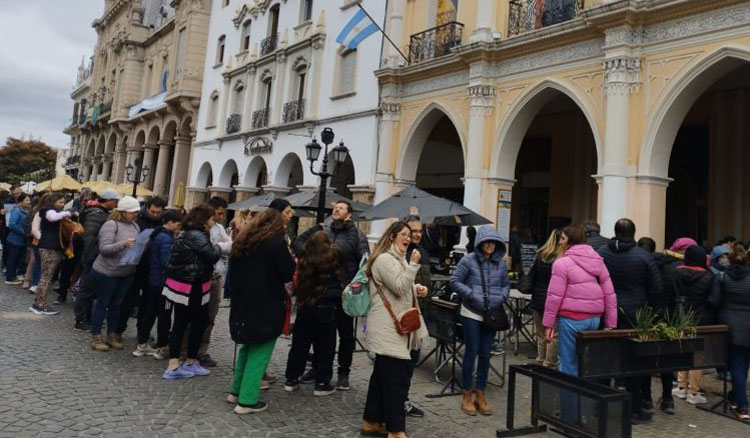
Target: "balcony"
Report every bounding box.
[260,33,278,57]
[282,99,305,123]
[226,113,241,134]
[72,114,79,125]
[408,21,464,65]
[252,107,270,129]
[65,155,81,166]
[508,0,584,36]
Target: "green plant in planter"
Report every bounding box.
[633,306,697,341]
[634,306,658,341]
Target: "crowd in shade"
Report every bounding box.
[2,181,749,437]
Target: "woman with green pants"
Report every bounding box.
[227,208,295,413]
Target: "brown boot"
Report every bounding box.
[461,390,476,416]
[106,333,124,350]
[475,390,492,415]
[90,335,110,352]
[361,420,387,437]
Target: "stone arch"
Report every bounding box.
[640,45,750,179]
[217,159,239,188]
[291,56,309,71]
[194,162,213,188]
[133,130,147,149]
[396,102,467,181]
[85,139,96,157]
[163,120,178,143]
[147,125,161,145]
[95,135,105,155]
[105,132,117,154]
[243,156,268,187]
[274,153,304,187]
[490,79,603,180]
[180,116,193,136]
[119,135,129,152]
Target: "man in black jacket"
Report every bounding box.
[583,221,609,250]
[73,189,120,331]
[293,200,369,391]
[598,218,662,423]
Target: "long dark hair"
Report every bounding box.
[182,203,214,231]
[232,208,286,257]
[40,193,64,211]
[295,231,345,306]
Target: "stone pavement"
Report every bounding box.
[0,281,748,437]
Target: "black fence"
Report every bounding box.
[251,107,269,129]
[408,21,463,65]
[225,113,241,134]
[282,99,305,123]
[260,33,278,57]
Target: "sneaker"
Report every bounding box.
[198,354,217,368]
[227,394,238,404]
[686,392,707,405]
[182,361,210,376]
[335,373,350,391]
[73,321,91,332]
[41,306,59,315]
[153,346,168,360]
[162,365,195,380]
[4,280,22,285]
[132,343,157,357]
[299,368,315,384]
[659,397,675,415]
[260,379,270,390]
[17,275,24,281]
[734,407,750,420]
[405,400,425,417]
[284,378,299,392]
[29,305,44,315]
[233,402,267,414]
[21,282,29,289]
[313,383,336,397]
[263,372,277,384]
[29,285,37,293]
[671,387,687,399]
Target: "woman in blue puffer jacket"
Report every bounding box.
[450,226,510,416]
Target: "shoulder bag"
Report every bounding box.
[479,259,510,332]
[375,273,421,335]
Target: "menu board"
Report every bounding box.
[520,243,538,274]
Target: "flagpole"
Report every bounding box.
[357,3,410,64]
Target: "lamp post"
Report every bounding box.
[125,157,149,198]
[305,127,350,223]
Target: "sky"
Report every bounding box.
[0,1,103,149]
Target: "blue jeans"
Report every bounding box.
[558,317,600,424]
[90,270,134,336]
[461,316,495,390]
[31,246,41,285]
[5,243,25,282]
[728,345,750,409]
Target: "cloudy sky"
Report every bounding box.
[0,1,103,149]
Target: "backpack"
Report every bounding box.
[342,254,371,317]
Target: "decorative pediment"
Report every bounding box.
[232,3,252,28]
[244,136,273,155]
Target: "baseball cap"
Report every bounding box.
[99,189,121,201]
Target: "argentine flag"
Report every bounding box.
[336,8,379,50]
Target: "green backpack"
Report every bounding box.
[342,254,371,317]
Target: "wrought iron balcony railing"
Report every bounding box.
[508,0,584,36]
[408,21,463,65]
[260,33,278,57]
[225,113,241,134]
[282,99,305,123]
[252,107,270,129]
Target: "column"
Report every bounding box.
[218,76,231,136]
[168,135,191,204]
[260,184,291,197]
[307,36,325,120]
[471,0,498,43]
[242,67,257,132]
[371,100,401,240]
[599,28,641,236]
[185,186,208,210]
[632,176,670,249]
[113,146,127,184]
[82,159,92,181]
[101,154,113,181]
[382,0,405,68]
[464,82,495,215]
[142,143,158,190]
[271,52,288,126]
[234,186,259,202]
[153,140,173,196]
[91,158,101,181]
[207,186,232,203]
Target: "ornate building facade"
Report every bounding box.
[62,57,93,179]
[373,0,750,248]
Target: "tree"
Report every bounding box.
[0,137,57,184]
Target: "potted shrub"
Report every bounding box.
[627,306,704,357]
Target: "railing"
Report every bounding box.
[252,107,270,129]
[65,155,81,166]
[508,0,584,36]
[282,99,305,123]
[408,21,464,65]
[225,113,241,134]
[260,33,278,57]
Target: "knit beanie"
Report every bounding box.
[670,237,698,253]
[684,245,707,268]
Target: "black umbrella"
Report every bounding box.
[283,189,371,212]
[227,192,277,211]
[359,186,492,226]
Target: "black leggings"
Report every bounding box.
[137,285,172,345]
[168,285,209,360]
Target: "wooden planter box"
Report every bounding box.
[626,337,704,357]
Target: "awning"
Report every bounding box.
[128,91,167,119]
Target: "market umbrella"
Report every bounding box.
[35,174,83,192]
[359,186,492,226]
[116,183,154,198]
[227,192,277,211]
[82,180,117,193]
[173,182,186,208]
[0,182,11,191]
[283,189,371,212]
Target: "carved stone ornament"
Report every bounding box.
[603,57,642,97]
[468,84,495,116]
[244,136,273,155]
[232,3,251,28]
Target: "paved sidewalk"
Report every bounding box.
[0,282,748,437]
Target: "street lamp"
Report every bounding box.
[125,157,149,198]
[305,127,350,223]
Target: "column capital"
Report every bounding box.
[261,184,291,196]
[158,140,174,149]
[635,174,673,187]
[603,56,642,97]
[380,102,401,120]
[347,184,375,195]
[143,142,159,150]
[186,185,209,193]
[468,84,496,116]
[233,186,260,194]
[207,186,232,193]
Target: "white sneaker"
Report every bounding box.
[29,285,37,293]
[671,387,688,399]
[686,392,708,405]
[132,343,157,357]
[152,346,168,360]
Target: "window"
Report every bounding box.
[336,50,357,96]
[223,0,230,7]
[216,35,226,65]
[233,84,245,114]
[240,20,251,52]
[161,56,169,92]
[262,78,273,110]
[207,92,219,127]
[175,28,186,76]
[296,70,306,102]
[268,4,280,37]
[301,0,313,22]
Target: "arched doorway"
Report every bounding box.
[244,156,268,188]
[275,153,304,191]
[661,59,750,247]
[218,159,239,204]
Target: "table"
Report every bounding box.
[502,289,536,355]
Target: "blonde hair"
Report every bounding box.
[366,221,409,278]
[109,209,131,222]
[537,229,563,264]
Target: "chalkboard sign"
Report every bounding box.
[520,243,538,274]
